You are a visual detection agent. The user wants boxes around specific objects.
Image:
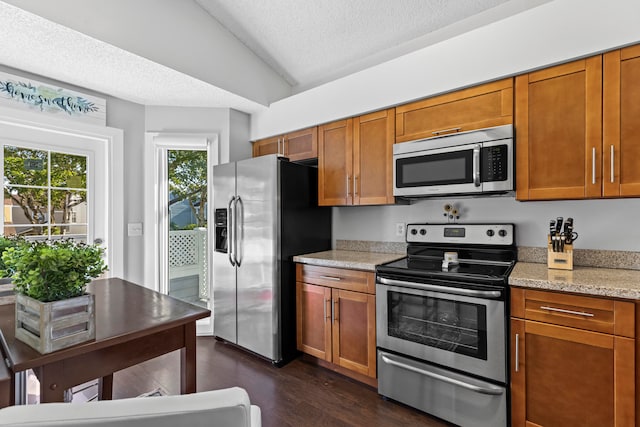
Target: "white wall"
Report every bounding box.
[251,0,640,138]
[334,196,640,251]
[145,106,251,163]
[245,0,640,253]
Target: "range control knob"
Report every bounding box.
[419,229,427,236]
[498,229,508,237]
[486,229,495,237]
[410,228,418,235]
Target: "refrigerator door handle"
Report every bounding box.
[227,196,236,266]
[235,196,244,267]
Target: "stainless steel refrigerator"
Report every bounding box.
[213,155,331,364]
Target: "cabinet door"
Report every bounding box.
[331,289,376,378]
[318,119,353,206]
[511,318,635,427]
[603,44,640,197]
[353,109,395,205]
[285,127,318,161]
[252,135,281,157]
[395,78,513,143]
[296,282,332,361]
[516,57,603,200]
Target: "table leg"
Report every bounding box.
[38,362,66,403]
[180,321,196,394]
[98,374,113,400]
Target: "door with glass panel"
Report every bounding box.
[0,129,109,405]
[148,134,217,336]
[166,149,209,309]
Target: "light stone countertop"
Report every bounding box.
[293,250,405,272]
[510,262,640,300]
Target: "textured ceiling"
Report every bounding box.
[0,2,267,113]
[0,0,538,112]
[195,0,511,91]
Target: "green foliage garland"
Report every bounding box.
[1,239,107,302]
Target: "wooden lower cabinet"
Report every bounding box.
[511,288,635,427]
[296,265,376,381]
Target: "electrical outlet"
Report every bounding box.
[395,222,405,237]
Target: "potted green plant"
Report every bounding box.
[0,236,23,305]
[1,239,107,353]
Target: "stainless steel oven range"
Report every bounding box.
[376,223,516,427]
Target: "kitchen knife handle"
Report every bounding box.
[610,145,615,183]
[592,147,596,185]
[473,145,480,187]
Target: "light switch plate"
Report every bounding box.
[127,222,143,237]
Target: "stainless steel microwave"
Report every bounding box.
[393,124,514,198]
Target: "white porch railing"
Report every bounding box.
[168,228,208,300]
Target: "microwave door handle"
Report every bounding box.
[473,145,481,187]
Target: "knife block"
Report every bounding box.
[547,235,574,270]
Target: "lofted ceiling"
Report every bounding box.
[0,0,548,112]
[194,0,513,92]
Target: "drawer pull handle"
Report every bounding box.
[319,275,342,281]
[540,306,594,317]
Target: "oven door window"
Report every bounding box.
[387,291,488,360]
[395,149,473,188]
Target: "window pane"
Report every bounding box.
[50,152,87,189]
[4,186,49,226]
[50,225,87,242]
[4,225,46,237]
[50,189,87,225]
[4,146,48,187]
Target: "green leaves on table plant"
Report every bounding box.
[1,239,107,302]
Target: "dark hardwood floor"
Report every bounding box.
[112,337,451,427]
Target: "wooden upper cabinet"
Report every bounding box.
[318,119,353,206]
[252,135,280,157]
[252,126,318,161]
[604,45,640,197]
[516,57,603,200]
[353,109,395,205]
[284,126,317,161]
[395,78,513,143]
[318,109,395,206]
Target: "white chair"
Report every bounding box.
[0,387,261,427]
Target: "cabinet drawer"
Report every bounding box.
[511,288,635,338]
[395,78,513,143]
[296,264,375,294]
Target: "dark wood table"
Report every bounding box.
[0,278,210,404]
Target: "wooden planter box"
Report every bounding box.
[15,293,95,354]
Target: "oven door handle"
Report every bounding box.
[377,277,502,298]
[380,353,504,396]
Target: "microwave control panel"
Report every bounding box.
[481,145,508,182]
